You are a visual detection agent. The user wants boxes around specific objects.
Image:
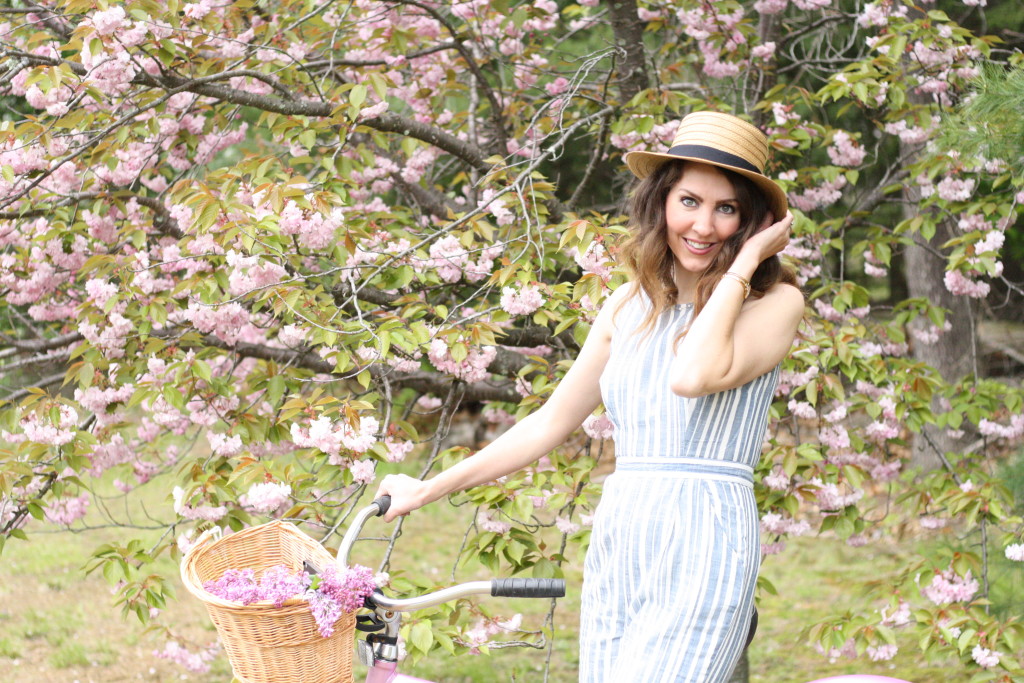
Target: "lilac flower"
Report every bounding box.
[204,568,262,604]
[307,589,344,637]
[258,565,310,607]
[307,564,377,636]
[204,562,375,638]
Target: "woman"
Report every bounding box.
[376,111,805,682]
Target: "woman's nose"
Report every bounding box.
[692,208,715,235]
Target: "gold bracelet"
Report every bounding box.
[722,271,751,300]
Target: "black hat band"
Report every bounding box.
[665,144,762,176]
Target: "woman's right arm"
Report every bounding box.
[374,287,624,522]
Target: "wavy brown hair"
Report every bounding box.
[618,159,798,337]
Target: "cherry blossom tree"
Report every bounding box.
[2,0,1024,679]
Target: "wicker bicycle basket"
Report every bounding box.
[180,520,355,683]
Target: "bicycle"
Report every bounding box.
[339,496,565,682]
[338,499,915,683]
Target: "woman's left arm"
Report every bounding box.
[670,212,805,398]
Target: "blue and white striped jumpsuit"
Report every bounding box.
[579,294,779,682]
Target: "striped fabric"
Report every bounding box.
[579,294,779,682]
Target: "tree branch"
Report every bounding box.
[1,331,84,353]
[3,49,493,174]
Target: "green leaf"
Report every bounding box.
[409,621,433,654]
[267,375,286,406]
[349,84,367,110]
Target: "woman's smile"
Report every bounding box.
[683,237,716,253]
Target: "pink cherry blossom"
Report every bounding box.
[811,478,863,510]
[1004,544,1024,561]
[826,130,867,167]
[972,644,1000,668]
[762,470,790,491]
[154,641,219,674]
[208,432,244,456]
[427,338,496,383]
[172,486,228,522]
[761,512,810,536]
[582,413,615,440]
[90,6,127,35]
[416,396,443,411]
[789,176,847,212]
[880,600,911,627]
[45,494,89,525]
[555,516,580,534]
[500,284,545,316]
[478,510,512,534]
[574,242,612,281]
[384,437,415,463]
[753,0,788,14]
[349,459,376,484]
[21,404,78,446]
[979,414,1024,440]
[787,399,816,419]
[866,643,897,661]
[943,270,990,298]
[936,176,975,202]
[922,568,978,605]
[241,481,292,514]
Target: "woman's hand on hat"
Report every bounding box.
[741,210,793,264]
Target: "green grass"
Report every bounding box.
[1,466,1021,682]
[48,642,90,669]
[0,637,22,659]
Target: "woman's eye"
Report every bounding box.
[681,197,697,207]
[719,204,737,214]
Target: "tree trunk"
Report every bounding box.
[900,144,974,471]
[607,0,649,104]
[727,648,750,683]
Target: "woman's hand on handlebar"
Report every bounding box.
[374,473,431,522]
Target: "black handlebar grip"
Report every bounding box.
[373,495,391,517]
[490,578,565,599]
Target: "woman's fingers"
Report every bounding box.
[374,474,422,522]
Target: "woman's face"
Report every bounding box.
[664,162,742,278]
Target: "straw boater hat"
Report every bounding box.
[624,111,788,221]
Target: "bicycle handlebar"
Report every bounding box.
[370,578,565,612]
[337,496,390,568]
[338,497,565,610]
[491,578,565,599]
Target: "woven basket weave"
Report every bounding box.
[180,520,355,683]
